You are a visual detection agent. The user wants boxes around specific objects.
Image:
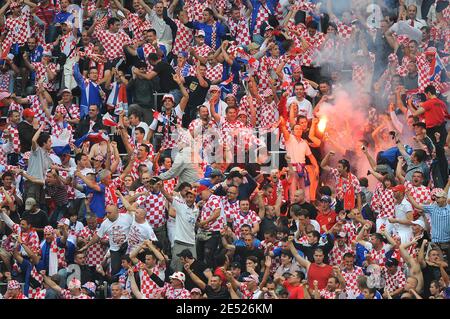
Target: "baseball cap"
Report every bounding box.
[228,170,243,179]
[68,278,81,290]
[25,197,37,210]
[391,184,406,193]
[434,189,447,198]
[44,225,54,235]
[243,274,259,283]
[0,91,11,100]
[196,184,210,194]
[210,169,224,178]
[196,30,206,37]
[22,108,35,118]
[149,176,162,185]
[411,219,425,228]
[230,262,241,269]
[209,85,220,92]
[176,249,193,259]
[319,195,332,204]
[82,282,97,296]
[58,88,72,96]
[169,272,186,284]
[191,288,202,294]
[162,94,175,102]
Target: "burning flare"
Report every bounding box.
[318,117,328,133]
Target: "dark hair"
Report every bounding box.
[225,105,238,114]
[413,149,426,162]
[121,255,132,263]
[107,17,120,27]
[145,28,157,36]
[338,159,351,172]
[383,174,397,187]
[75,153,87,165]
[1,171,14,180]
[298,209,310,218]
[135,127,145,135]
[343,252,354,259]
[7,110,19,117]
[37,132,51,147]
[313,247,324,255]
[294,82,305,89]
[359,177,369,187]
[204,8,215,17]
[177,182,192,192]
[307,230,321,241]
[294,271,305,281]
[139,144,150,154]
[277,226,289,235]
[289,204,302,216]
[424,85,436,95]
[263,229,277,237]
[371,232,384,242]
[147,53,160,62]
[21,216,33,225]
[318,186,332,196]
[240,224,252,230]
[129,110,143,120]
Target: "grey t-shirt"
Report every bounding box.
[27,147,52,180]
[405,154,429,183]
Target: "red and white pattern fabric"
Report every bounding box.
[5,124,20,154]
[105,177,124,207]
[220,119,245,146]
[172,19,194,56]
[59,104,80,122]
[199,194,225,232]
[206,63,223,83]
[135,192,167,229]
[253,4,270,35]
[95,29,132,61]
[328,243,353,266]
[404,181,431,217]
[257,100,278,131]
[11,224,40,255]
[239,282,256,299]
[382,266,406,292]
[49,118,74,140]
[191,44,213,65]
[319,289,338,299]
[227,17,251,46]
[133,261,165,299]
[342,221,361,246]
[221,198,239,220]
[31,62,59,91]
[342,266,364,293]
[160,283,191,299]
[185,0,210,22]
[60,289,92,299]
[127,13,152,44]
[368,245,391,266]
[4,11,31,47]
[59,33,78,59]
[371,183,396,219]
[59,169,75,200]
[27,95,47,126]
[329,168,361,202]
[230,210,261,237]
[78,226,108,267]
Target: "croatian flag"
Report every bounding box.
[74,131,109,148]
[102,112,118,127]
[153,110,167,124]
[429,54,445,82]
[51,129,72,156]
[220,74,234,86]
[107,82,128,115]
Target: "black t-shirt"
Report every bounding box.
[204,285,231,299]
[153,61,178,92]
[234,246,265,270]
[22,209,49,240]
[422,264,441,298]
[258,216,277,240]
[183,260,209,291]
[184,76,210,109]
[298,201,318,220]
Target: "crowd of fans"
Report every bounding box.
[0,0,449,300]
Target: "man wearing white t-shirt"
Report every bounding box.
[286,83,313,119]
[129,110,150,141]
[280,117,319,202]
[166,189,200,272]
[79,205,133,276]
[70,153,94,221]
[389,185,414,244]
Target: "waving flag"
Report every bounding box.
[102,112,118,127]
[153,110,167,123]
[220,74,234,86]
[429,53,445,81]
[51,129,72,156]
[74,131,109,148]
[107,82,128,115]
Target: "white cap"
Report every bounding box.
[411,219,425,228]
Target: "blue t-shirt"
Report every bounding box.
[355,243,369,267]
[356,290,382,299]
[83,184,106,218]
[233,238,261,248]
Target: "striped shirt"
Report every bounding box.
[423,204,450,243]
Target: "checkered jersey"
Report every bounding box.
[230,210,261,237]
[134,261,166,299]
[220,119,246,146]
[61,289,92,299]
[382,266,406,292]
[192,44,213,65]
[239,282,256,299]
[172,19,194,56]
[319,289,338,299]
[287,23,325,67]
[58,104,80,122]
[257,99,278,131]
[161,283,191,299]
[253,5,270,35]
[4,11,31,46]
[27,266,44,299]
[329,168,361,202]
[105,177,124,207]
[342,266,364,293]
[27,95,47,125]
[59,33,78,59]
[206,63,223,83]
[370,183,396,219]
[78,226,108,267]
[127,13,152,44]
[342,221,361,246]
[227,17,251,46]
[200,194,225,232]
[31,62,59,92]
[135,192,167,229]
[221,197,239,220]
[259,239,282,274]
[404,181,431,216]
[185,0,210,21]
[11,224,41,255]
[329,243,353,266]
[95,29,132,61]
[49,118,74,139]
[188,118,220,159]
[58,168,75,200]
[337,22,353,41]
[368,244,392,266]
[6,124,20,153]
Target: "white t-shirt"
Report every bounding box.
[132,121,150,141]
[68,221,84,245]
[126,217,158,253]
[394,198,413,241]
[70,167,94,199]
[97,214,133,251]
[172,197,199,245]
[285,135,312,164]
[203,99,228,118]
[286,96,313,119]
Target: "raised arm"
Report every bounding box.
[183,263,207,290]
[173,73,189,112]
[320,151,335,172]
[288,240,310,269]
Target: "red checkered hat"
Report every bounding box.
[169,272,186,284]
[7,280,21,290]
[55,105,68,116]
[261,88,273,97]
[431,188,445,198]
[68,278,81,290]
[397,35,410,46]
[44,225,54,235]
[9,2,20,9]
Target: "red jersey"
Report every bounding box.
[421,98,448,128]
